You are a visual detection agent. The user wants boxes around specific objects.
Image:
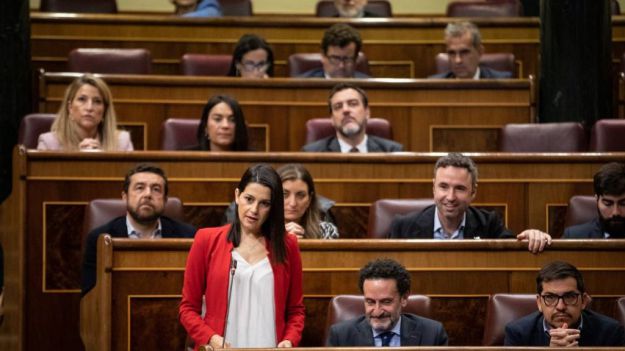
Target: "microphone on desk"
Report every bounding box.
[222,253,238,348]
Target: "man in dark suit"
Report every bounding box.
[302,83,403,152]
[81,164,196,295]
[564,162,625,238]
[327,258,448,346]
[389,153,551,253]
[505,261,625,346]
[300,24,370,79]
[429,21,512,79]
[333,0,379,18]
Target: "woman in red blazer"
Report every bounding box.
[179,164,305,350]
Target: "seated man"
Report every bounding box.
[302,83,403,152]
[327,258,448,346]
[171,0,222,17]
[564,162,625,238]
[300,24,370,78]
[389,153,551,253]
[81,163,196,295]
[333,0,378,18]
[505,260,625,346]
[429,22,512,79]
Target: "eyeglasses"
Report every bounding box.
[540,292,581,307]
[238,61,271,72]
[326,55,356,65]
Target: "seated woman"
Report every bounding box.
[180,164,304,349]
[227,34,274,79]
[171,0,222,17]
[37,74,133,151]
[278,163,339,239]
[194,95,249,151]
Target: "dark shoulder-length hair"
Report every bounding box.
[277,163,323,239]
[227,34,275,77]
[228,164,286,263]
[196,94,249,151]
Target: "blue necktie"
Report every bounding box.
[379,331,394,347]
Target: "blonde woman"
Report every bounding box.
[37,74,133,151]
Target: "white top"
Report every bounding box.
[337,134,368,153]
[224,250,276,348]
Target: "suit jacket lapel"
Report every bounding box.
[400,315,423,346]
[327,137,341,152]
[463,207,480,239]
[355,318,375,346]
[415,205,436,238]
[366,137,381,152]
[110,216,129,238]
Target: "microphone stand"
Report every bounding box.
[222,256,237,348]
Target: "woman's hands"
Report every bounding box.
[285,222,305,239]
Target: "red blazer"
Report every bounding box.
[179,224,305,348]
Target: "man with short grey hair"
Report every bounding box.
[430,22,511,79]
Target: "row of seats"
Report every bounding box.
[64,48,517,78]
[329,294,625,346]
[19,113,625,153]
[37,0,622,17]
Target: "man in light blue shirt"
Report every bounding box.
[326,258,448,347]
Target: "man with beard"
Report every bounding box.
[333,0,378,18]
[327,258,447,346]
[302,83,403,152]
[299,24,370,79]
[505,261,625,346]
[81,164,195,295]
[389,153,552,253]
[564,162,625,239]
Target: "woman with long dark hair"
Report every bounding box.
[180,164,304,350]
[227,34,274,78]
[195,95,249,151]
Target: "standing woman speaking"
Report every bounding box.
[179,164,304,350]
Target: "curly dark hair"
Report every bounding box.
[321,23,362,57]
[358,258,411,296]
[593,162,625,197]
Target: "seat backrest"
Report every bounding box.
[499,122,587,152]
[447,0,523,17]
[180,54,232,76]
[618,297,625,327]
[613,0,621,15]
[219,0,252,16]
[288,52,370,77]
[315,0,392,17]
[367,199,435,238]
[82,198,185,239]
[40,0,117,13]
[434,52,516,77]
[68,48,152,74]
[563,195,597,229]
[590,119,625,152]
[305,118,392,144]
[160,118,200,150]
[325,294,430,342]
[482,294,536,346]
[18,113,56,149]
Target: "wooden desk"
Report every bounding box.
[3,150,625,351]
[38,72,535,151]
[80,237,625,351]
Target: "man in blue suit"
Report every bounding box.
[564,162,625,239]
[327,258,448,346]
[172,0,222,17]
[505,261,625,347]
[429,22,511,79]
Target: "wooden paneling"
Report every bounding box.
[38,72,534,151]
[30,14,543,79]
[79,238,625,350]
[10,150,625,351]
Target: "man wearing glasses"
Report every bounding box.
[504,261,625,346]
[300,24,370,79]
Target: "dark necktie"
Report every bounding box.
[378,331,394,347]
[349,147,359,153]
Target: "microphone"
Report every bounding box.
[222,254,238,348]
